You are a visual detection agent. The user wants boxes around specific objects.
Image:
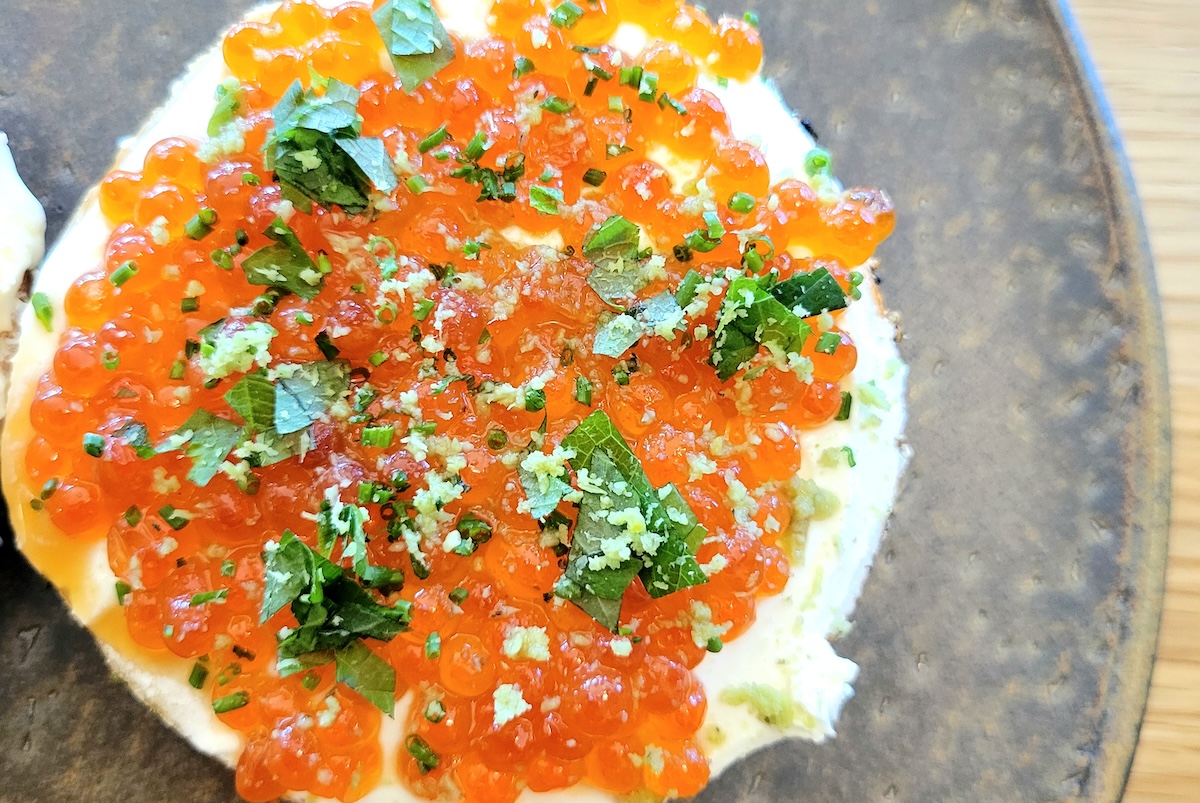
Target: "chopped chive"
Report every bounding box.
[606,143,633,159]
[582,168,607,187]
[418,125,450,154]
[235,228,250,246]
[368,351,389,367]
[842,446,857,468]
[706,637,724,653]
[188,662,209,689]
[295,311,314,326]
[241,172,261,186]
[184,208,218,240]
[181,297,200,313]
[589,63,614,81]
[574,376,593,406]
[513,56,535,79]
[109,260,139,287]
[487,429,507,450]
[424,699,446,723]
[211,248,234,270]
[815,331,842,355]
[463,239,489,260]
[448,587,468,605]
[315,331,340,360]
[412,421,437,436]
[658,92,688,115]
[619,65,644,88]
[82,433,105,458]
[29,498,42,511]
[405,734,440,775]
[742,247,765,274]
[550,0,584,28]
[608,95,624,114]
[169,360,187,380]
[232,645,256,661]
[101,349,120,370]
[413,299,435,321]
[673,243,694,263]
[744,10,760,27]
[524,388,547,412]
[301,672,320,691]
[31,292,53,332]
[463,132,489,162]
[317,252,332,275]
[728,192,756,214]
[529,186,564,215]
[212,691,250,714]
[124,506,143,527]
[478,328,492,345]
[115,580,133,605]
[805,148,832,178]
[221,559,236,577]
[40,478,59,500]
[637,72,659,102]
[541,96,575,115]
[584,76,600,96]
[835,392,853,421]
[362,425,395,448]
[406,175,429,194]
[424,632,441,660]
[159,505,191,531]
[702,210,725,240]
[189,589,229,607]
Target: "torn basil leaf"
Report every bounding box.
[274,360,351,435]
[240,218,325,300]
[373,0,456,92]
[155,409,244,487]
[710,274,812,382]
[769,266,849,317]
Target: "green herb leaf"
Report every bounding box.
[274,360,352,435]
[334,639,397,715]
[156,409,244,486]
[208,80,245,138]
[711,275,812,381]
[593,313,642,358]
[373,0,456,92]
[769,267,848,317]
[335,135,399,194]
[224,372,276,432]
[31,292,53,332]
[529,185,565,215]
[240,218,324,300]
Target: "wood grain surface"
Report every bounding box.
[1070,1,1200,799]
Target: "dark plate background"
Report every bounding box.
[0,1,1170,801]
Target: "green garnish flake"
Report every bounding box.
[115,580,133,606]
[373,0,456,93]
[417,124,450,154]
[208,80,246,137]
[448,587,469,605]
[451,513,493,556]
[212,691,250,714]
[728,192,756,214]
[529,185,565,215]
[109,260,139,287]
[574,376,593,406]
[487,429,507,450]
[424,699,446,723]
[675,269,704,308]
[82,432,105,458]
[240,217,325,299]
[513,56,535,79]
[362,425,396,448]
[159,505,192,531]
[267,78,397,216]
[274,359,352,435]
[405,733,440,775]
[181,297,200,313]
[31,292,53,332]
[185,207,218,240]
[189,589,229,607]
[582,168,607,187]
[805,148,832,178]
[835,391,853,421]
[540,96,575,115]
[523,388,547,412]
[424,632,441,659]
[550,0,584,28]
[815,331,842,355]
[188,662,210,689]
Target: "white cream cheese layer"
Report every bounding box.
[0,132,47,420]
[1,2,908,801]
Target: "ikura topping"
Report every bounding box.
[22,0,894,800]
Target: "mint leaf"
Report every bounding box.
[114,420,155,459]
[240,218,324,300]
[373,0,456,92]
[156,409,243,486]
[260,531,313,622]
[335,640,397,716]
[224,372,276,431]
[593,313,642,358]
[274,360,351,435]
[335,136,399,194]
[711,275,812,381]
[769,267,848,317]
[583,216,646,304]
[638,529,708,599]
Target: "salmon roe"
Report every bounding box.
[25,1,893,801]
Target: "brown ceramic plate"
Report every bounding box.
[0,0,1170,800]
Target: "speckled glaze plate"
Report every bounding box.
[0,0,1170,800]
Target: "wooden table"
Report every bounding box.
[1070,1,1200,799]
